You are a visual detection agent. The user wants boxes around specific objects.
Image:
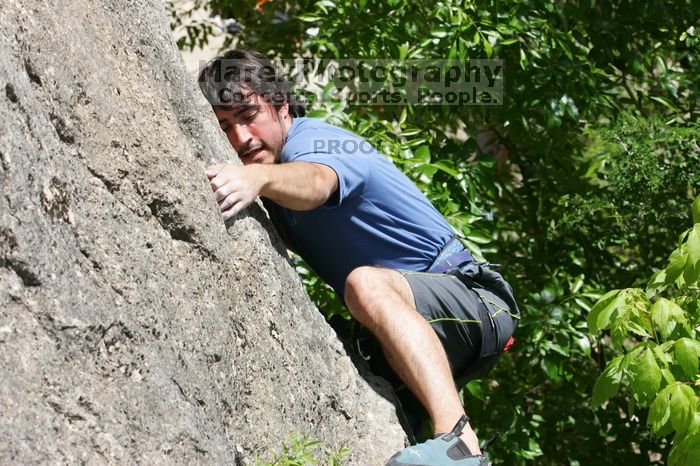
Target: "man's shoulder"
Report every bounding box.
[287,117,355,142]
[283,117,375,161]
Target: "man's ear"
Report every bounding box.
[277,102,290,120]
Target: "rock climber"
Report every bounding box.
[199,49,519,466]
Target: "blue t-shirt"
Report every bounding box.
[265,117,453,296]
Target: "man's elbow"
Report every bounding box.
[312,165,339,208]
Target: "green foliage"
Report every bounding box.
[588,197,700,465]
[252,433,350,466]
[552,116,700,286]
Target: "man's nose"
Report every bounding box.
[230,124,252,149]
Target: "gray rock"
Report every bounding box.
[0,0,406,463]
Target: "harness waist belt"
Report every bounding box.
[428,237,474,274]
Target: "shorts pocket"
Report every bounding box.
[478,289,517,355]
[452,261,520,354]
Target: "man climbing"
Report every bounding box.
[198,50,519,466]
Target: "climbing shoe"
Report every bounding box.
[385,415,492,466]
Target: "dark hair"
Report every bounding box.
[198,49,305,117]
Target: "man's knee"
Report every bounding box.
[344,266,413,323]
[345,266,384,309]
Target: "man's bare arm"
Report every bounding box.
[204,162,339,219]
[258,162,339,210]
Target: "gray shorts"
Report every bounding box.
[401,261,520,381]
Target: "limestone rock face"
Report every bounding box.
[0,0,406,463]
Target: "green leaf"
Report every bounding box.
[483,36,493,58]
[669,432,700,466]
[519,47,529,68]
[464,231,492,245]
[650,95,679,111]
[694,195,700,225]
[653,298,686,338]
[592,355,624,407]
[653,298,687,338]
[463,380,484,401]
[588,289,623,333]
[670,384,697,434]
[621,345,643,371]
[297,14,321,22]
[576,335,591,356]
[647,269,667,294]
[500,37,520,45]
[627,320,651,339]
[610,319,629,349]
[685,226,700,284]
[661,368,677,385]
[689,411,700,435]
[429,161,459,178]
[683,263,697,288]
[629,347,662,406]
[649,385,673,432]
[651,298,671,335]
[653,343,673,366]
[414,145,430,162]
[398,42,410,60]
[675,338,700,379]
[306,110,328,119]
[666,247,688,284]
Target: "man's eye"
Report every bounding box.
[242,109,258,121]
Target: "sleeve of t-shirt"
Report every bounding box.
[281,126,372,208]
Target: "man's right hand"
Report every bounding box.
[204,164,264,220]
[205,161,338,218]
